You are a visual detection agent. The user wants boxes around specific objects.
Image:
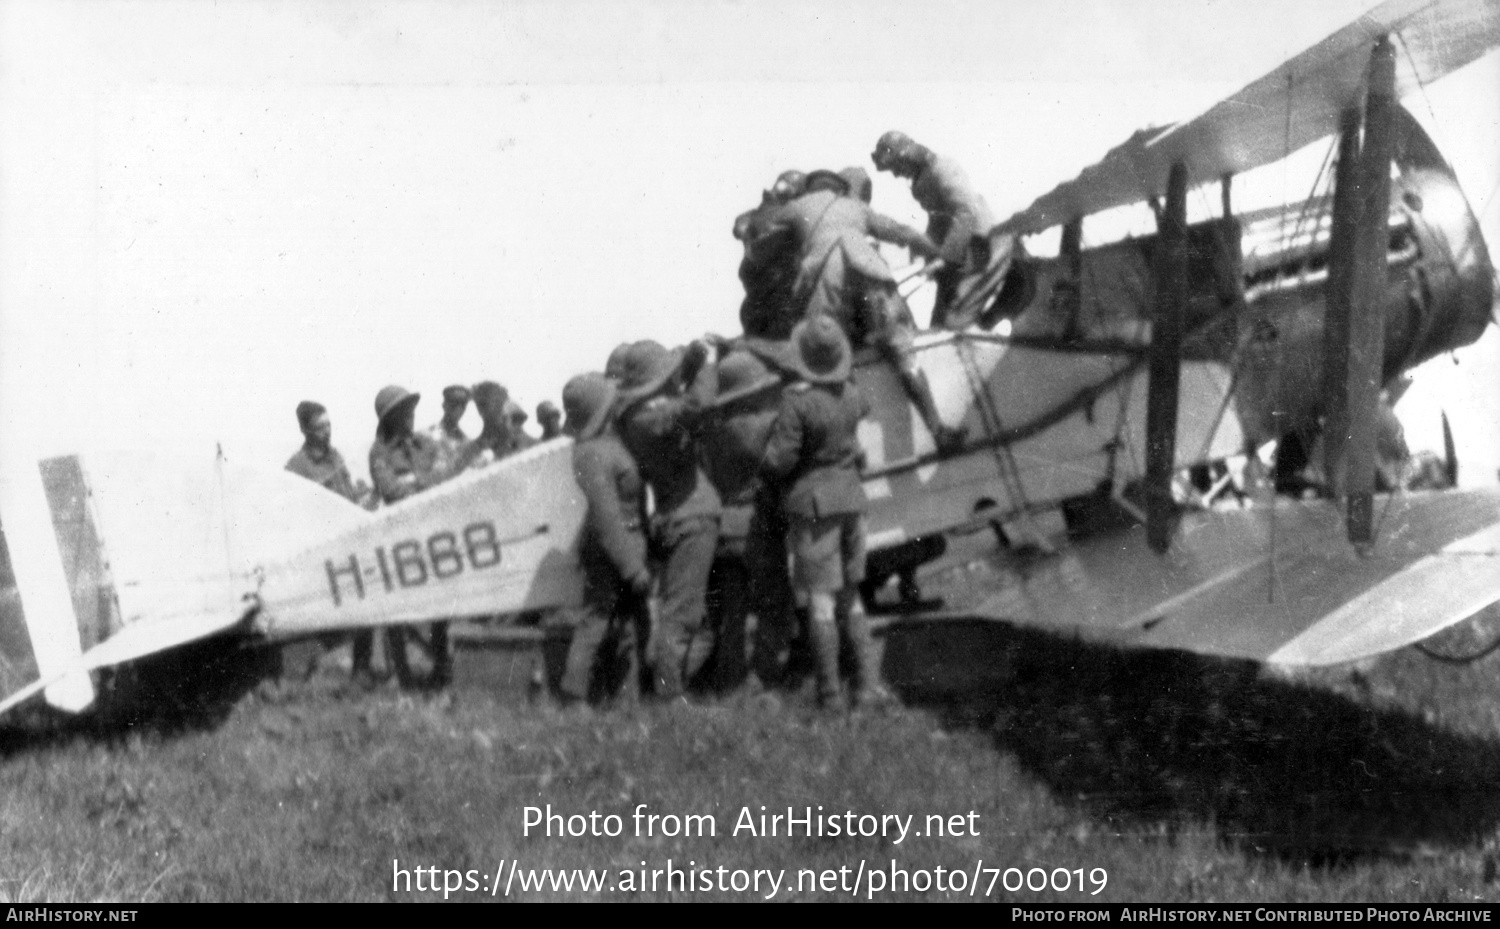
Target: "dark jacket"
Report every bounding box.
[737,202,803,340]
[700,393,782,542]
[572,430,648,584]
[617,359,723,525]
[760,380,869,519]
[368,431,444,504]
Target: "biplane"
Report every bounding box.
[1,0,1498,719]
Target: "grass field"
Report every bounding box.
[4,554,1500,903]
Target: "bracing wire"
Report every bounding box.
[1263,71,1300,604]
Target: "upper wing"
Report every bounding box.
[997,0,1500,236]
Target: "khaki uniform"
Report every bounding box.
[761,378,880,706]
[757,190,935,351]
[699,386,793,689]
[426,422,468,479]
[909,155,996,328]
[367,430,450,684]
[561,430,652,703]
[616,360,721,697]
[285,444,359,503]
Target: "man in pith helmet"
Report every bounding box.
[559,371,652,705]
[367,384,453,688]
[613,338,721,699]
[760,316,892,710]
[697,350,795,692]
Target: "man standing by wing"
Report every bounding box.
[285,400,364,506]
[426,384,473,478]
[368,385,453,688]
[559,371,653,706]
[614,338,721,699]
[760,316,890,710]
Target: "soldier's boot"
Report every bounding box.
[385,627,415,689]
[841,590,894,709]
[807,592,843,710]
[350,631,378,690]
[899,364,966,455]
[651,636,686,702]
[616,621,643,709]
[430,621,453,689]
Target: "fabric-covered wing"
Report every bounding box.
[0,449,372,718]
[882,489,1500,700]
[998,0,1500,236]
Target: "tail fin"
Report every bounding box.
[0,456,101,712]
[0,448,350,720]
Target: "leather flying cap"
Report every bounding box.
[839,166,873,204]
[872,129,915,169]
[804,169,850,196]
[771,169,807,202]
[442,384,471,404]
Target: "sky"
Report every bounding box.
[0,0,1496,483]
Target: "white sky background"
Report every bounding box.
[0,0,1496,483]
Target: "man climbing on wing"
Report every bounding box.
[756,169,966,453]
[734,169,808,340]
[872,130,996,330]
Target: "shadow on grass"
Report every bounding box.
[0,636,279,755]
[885,618,1500,864]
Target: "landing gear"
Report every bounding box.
[859,535,947,614]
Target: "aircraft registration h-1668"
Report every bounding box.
[0,0,1497,719]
